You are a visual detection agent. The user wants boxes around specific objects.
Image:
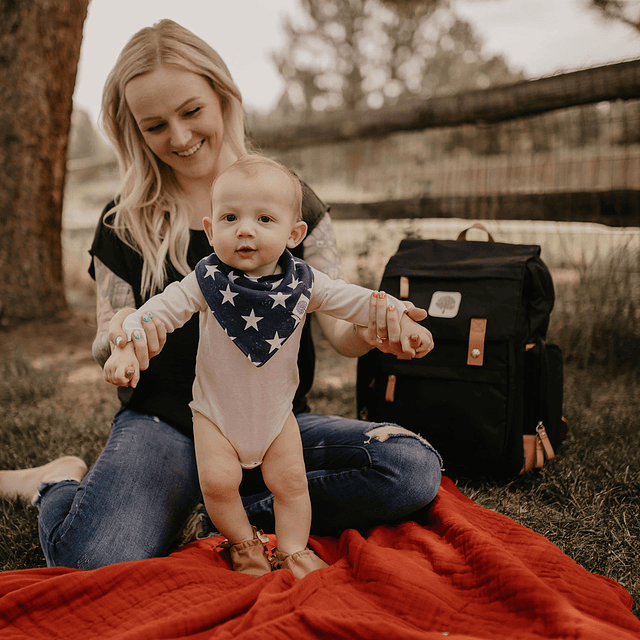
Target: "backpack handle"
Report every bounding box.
[456,223,495,242]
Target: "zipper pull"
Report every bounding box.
[536,421,555,463]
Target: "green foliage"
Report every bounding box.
[272,0,523,116]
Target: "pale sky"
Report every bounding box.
[73,0,639,125]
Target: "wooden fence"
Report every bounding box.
[250,59,640,227]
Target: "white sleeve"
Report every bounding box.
[122,272,207,339]
[308,267,407,326]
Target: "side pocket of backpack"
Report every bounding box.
[522,341,567,473]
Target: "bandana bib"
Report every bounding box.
[195,251,314,367]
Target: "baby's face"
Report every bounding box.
[206,168,305,277]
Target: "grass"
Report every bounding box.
[0,247,639,620]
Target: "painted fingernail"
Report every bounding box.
[143,315,151,323]
[148,313,154,319]
[115,336,123,347]
[380,292,386,298]
[133,331,142,340]
[388,304,395,311]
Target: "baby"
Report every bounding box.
[104,155,433,578]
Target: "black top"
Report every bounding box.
[89,184,329,438]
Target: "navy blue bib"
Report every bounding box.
[195,250,314,367]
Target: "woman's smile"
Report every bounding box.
[175,139,204,158]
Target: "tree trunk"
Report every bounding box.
[0,0,90,324]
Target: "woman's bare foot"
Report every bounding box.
[0,456,88,502]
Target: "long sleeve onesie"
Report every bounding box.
[124,252,406,468]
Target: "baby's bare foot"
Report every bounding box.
[0,456,87,502]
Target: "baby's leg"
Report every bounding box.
[192,412,253,544]
[261,412,311,555]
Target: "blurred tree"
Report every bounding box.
[0,0,89,324]
[272,0,522,117]
[590,0,640,32]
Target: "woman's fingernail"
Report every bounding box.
[388,304,395,311]
[148,313,154,319]
[143,315,151,323]
[380,292,386,298]
[133,331,142,340]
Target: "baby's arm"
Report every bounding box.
[103,341,140,387]
[398,310,434,359]
[122,272,206,345]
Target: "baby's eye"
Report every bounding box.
[224,214,237,222]
[258,215,271,223]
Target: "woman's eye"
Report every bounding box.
[185,107,201,117]
[146,122,165,133]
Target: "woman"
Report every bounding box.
[0,19,441,570]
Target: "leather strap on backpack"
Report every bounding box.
[467,318,487,366]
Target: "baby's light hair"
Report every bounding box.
[213,155,303,221]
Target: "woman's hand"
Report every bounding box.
[356,292,430,359]
[108,307,167,371]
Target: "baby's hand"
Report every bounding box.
[103,341,140,387]
[398,311,434,359]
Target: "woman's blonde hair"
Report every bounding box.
[101,19,249,296]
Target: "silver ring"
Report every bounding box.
[115,336,123,347]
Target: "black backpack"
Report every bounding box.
[356,228,566,479]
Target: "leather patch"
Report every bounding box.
[399,276,409,299]
[467,318,487,366]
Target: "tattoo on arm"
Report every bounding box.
[92,257,136,366]
[302,212,345,280]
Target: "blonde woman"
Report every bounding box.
[0,20,442,571]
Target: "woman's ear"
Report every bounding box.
[203,217,215,246]
[287,220,308,249]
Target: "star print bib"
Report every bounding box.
[195,250,314,367]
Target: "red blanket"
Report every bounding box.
[1,477,637,639]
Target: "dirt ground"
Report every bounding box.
[0,305,116,414]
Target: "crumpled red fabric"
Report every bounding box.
[1,477,637,639]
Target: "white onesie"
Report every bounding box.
[124,251,406,468]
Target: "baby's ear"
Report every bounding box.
[202,217,214,245]
[287,220,308,249]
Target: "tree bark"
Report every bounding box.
[0,0,90,324]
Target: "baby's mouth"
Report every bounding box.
[175,140,204,157]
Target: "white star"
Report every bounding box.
[265,332,285,353]
[219,285,238,306]
[288,276,301,290]
[270,278,283,290]
[269,291,290,308]
[223,328,236,341]
[204,264,219,279]
[241,309,263,330]
[228,271,240,282]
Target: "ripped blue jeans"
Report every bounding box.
[35,408,442,569]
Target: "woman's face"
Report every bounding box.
[125,65,227,187]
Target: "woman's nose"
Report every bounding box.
[170,122,191,148]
